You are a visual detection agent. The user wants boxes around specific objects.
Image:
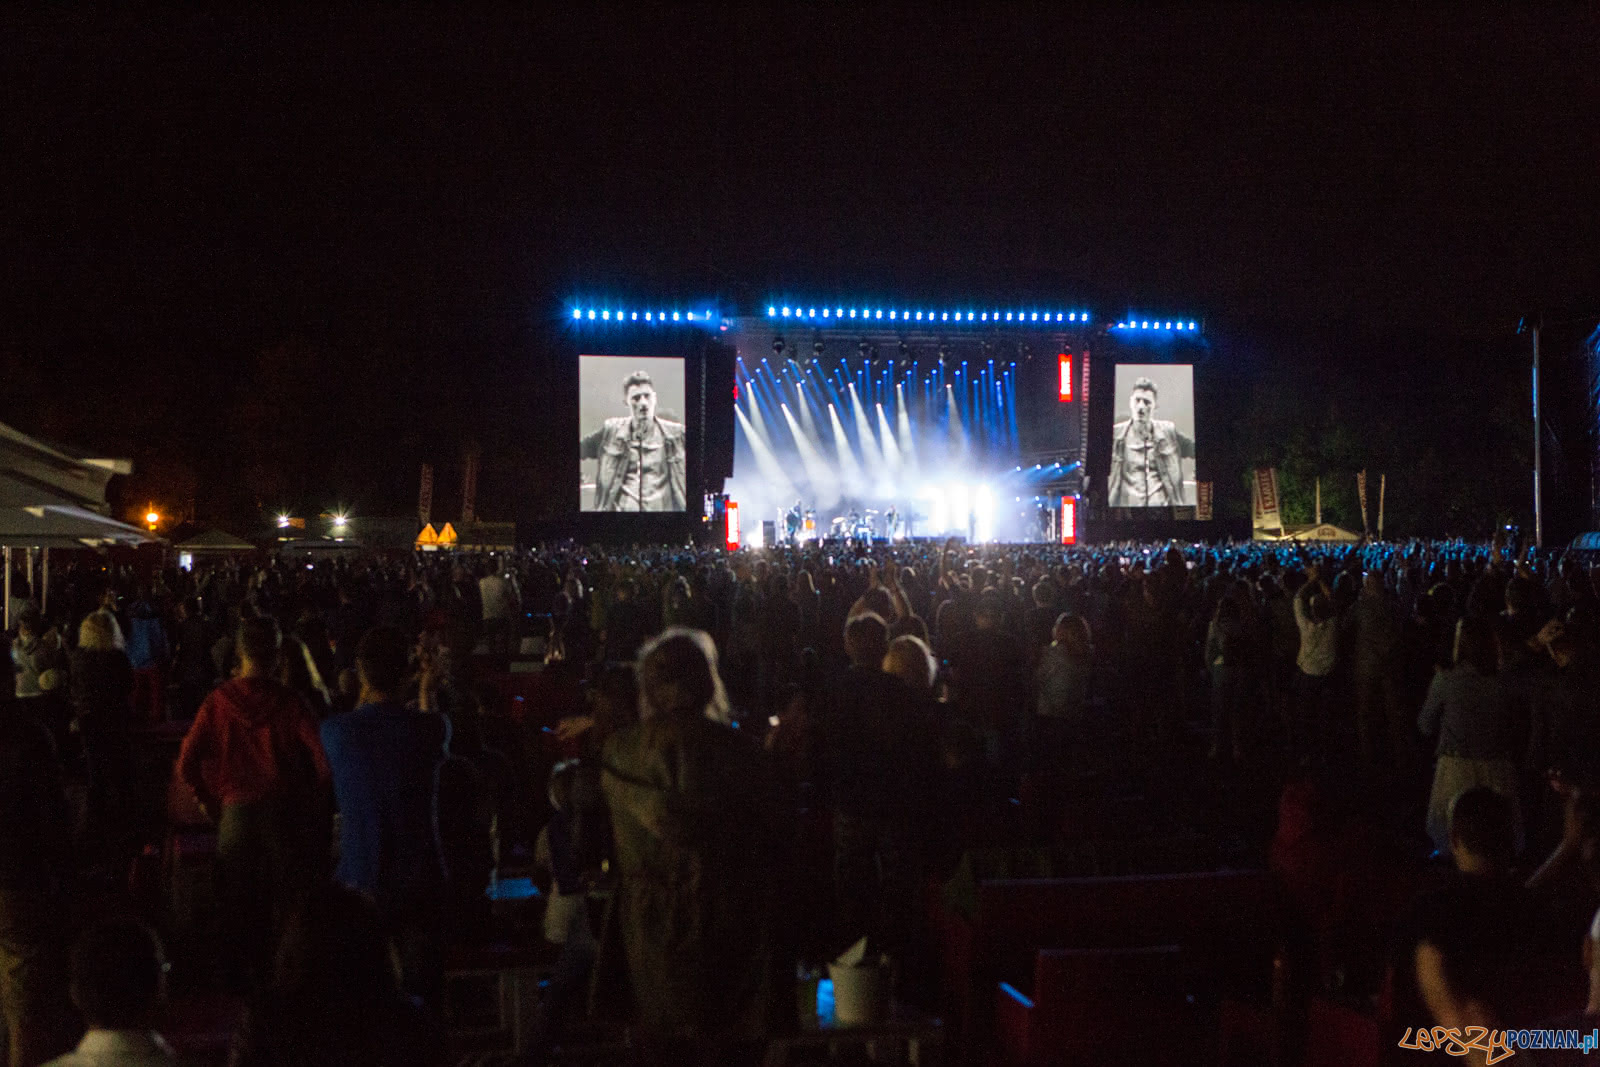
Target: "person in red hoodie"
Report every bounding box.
[176,615,331,991]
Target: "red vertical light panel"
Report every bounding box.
[1061,497,1077,545]
[1058,354,1073,401]
[726,502,740,550]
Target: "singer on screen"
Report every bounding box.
[580,370,687,511]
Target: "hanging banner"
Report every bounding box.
[1378,473,1386,540]
[1357,470,1369,535]
[418,464,434,527]
[1251,467,1282,530]
[1196,481,1214,521]
[461,445,480,525]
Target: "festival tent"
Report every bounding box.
[174,528,257,555]
[0,505,155,629]
[0,505,154,548]
[0,420,142,629]
[1253,523,1363,543]
[0,421,130,511]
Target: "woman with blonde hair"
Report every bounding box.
[71,610,135,859]
[600,630,781,1054]
[883,634,937,693]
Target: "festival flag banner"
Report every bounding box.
[1378,474,1386,540]
[1252,467,1282,530]
[418,463,433,526]
[1196,481,1214,521]
[1357,470,1369,534]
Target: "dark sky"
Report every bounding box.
[2,6,1597,518]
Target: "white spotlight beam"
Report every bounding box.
[875,403,903,472]
[846,383,884,475]
[735,406,799,501]
[779,403,840,507]
[895,384,919,477]
[827,402,867,494]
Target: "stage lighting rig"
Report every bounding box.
[813,341,825,358]
[772,338,785,357]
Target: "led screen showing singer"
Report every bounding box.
[578,355,687,512]
[1107,364,1196,507]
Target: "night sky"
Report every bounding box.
[3,7,1597,526]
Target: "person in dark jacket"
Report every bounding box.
[319,627,448,1004]
[177,617,331,991]
[70,611,135,863]
[819,613,942,958]
[228,884,446,1067]
[600,630,785,1052]
[0,655,75,1067]
[170,598,214,721]
[1419,616,1524,855]
[124,591,169,724]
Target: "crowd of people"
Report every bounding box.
[2,533,1599,1064]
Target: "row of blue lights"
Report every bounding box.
[767,306,1090,325]
[571,308,716,323]
[1114,319,1198,331]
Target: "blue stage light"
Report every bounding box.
[672,312,680,321]
[1141,321,1149,329]
[940,312,948,321]
[768,307,776,317]
[1006,312,1013,321]
[1189,321,1197,330]
[835,308,843,317]
[875,309,883,319]
[889,311,897,320]
[822,308,830,317]
[572,308,582,319]
[915,311,922,320]
[632,312,638,320]
[1165,321,1172,329]
[1081,312,1089,323]
[981,313,987,321]
[782,307,791,317]
[587,309,596,319]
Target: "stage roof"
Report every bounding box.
[565,299,1202,335]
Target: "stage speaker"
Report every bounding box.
[703,338,737,480]
[761,520,776,546]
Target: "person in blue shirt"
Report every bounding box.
[319,626,448,1003]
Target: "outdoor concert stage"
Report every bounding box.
[560,298,1211,545]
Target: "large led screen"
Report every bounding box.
[578,355,688,512]
[1106,364,1196,507]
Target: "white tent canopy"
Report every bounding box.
[0,421,139,629]
[1254,522,1364,543]
[0,421,129,511]
[175,528,256,553]
[0,505,155,548]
